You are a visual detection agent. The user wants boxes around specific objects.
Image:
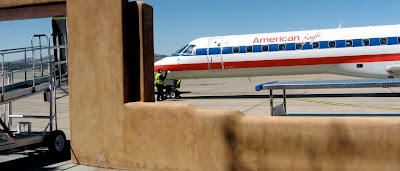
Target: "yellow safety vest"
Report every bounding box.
[155,73,164,85]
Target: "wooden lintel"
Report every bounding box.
[0,3,66,21]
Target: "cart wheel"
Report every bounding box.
[47,130,66,153]
[169,91,176,99]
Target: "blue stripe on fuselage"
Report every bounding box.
[172,36,400,56]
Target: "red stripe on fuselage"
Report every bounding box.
[154,53,400,72]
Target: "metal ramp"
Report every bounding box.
[0,33,68,152]
[255,78,400,116]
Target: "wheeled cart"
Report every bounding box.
[0,34,68,154]
[164,79,181,99]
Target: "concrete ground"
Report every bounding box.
[0,74,399,170]
[161,74,400,116]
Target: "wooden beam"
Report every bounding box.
[0,2,66,21]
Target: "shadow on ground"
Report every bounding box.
[0,140,72,170]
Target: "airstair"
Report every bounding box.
[0,34,68,153]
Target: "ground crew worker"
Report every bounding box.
[155,69,168,101]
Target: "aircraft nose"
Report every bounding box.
[154,59,164,67]
[154,58,168,72]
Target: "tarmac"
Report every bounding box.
[0,74,399,170]
[162,74,400,116]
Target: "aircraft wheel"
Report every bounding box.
[47,130,67,153]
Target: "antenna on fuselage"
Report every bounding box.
[338,23,342,28]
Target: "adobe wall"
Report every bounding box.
[234,116,400,170]
[66,0,400,170]
[2,0,400,170]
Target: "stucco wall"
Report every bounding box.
[3,0,400,170]
[66,0,400,170]
[234,116,400,170]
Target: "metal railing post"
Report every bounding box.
[39,36,43,76]
[269,89,273,116]
[31,37,36,89]
[1,52,4,125]
[2,54,4,102]
[283,89,287,113]
[64,34,68,76]
[7,72,12,128]
[24,49,27,81]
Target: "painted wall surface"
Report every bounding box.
[2,0,400,170]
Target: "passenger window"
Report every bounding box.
[362,39,370,46]
[278,44,285,51]
[312,42,319,49]
[183,45,196,54]
[233,47,239,53]
[295,43,302,50]
[246,46,253,52]
[380,38,388,45]
[398,37,400,44]
[328,41,336,48]
[262,45,269,52]
[345,40,352,47]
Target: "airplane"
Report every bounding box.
[154,24,400,98]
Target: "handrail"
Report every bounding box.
[0,45,67,73]
[0,46,44,53]
[0,46,53,56]
[0,45,67,55]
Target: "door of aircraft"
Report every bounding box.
[207,38,224,70]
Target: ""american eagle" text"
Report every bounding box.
[253,35,300,44]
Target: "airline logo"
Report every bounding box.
[302,32,321,45]
[253,32,321,45]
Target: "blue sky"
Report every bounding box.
[1,0,400,59]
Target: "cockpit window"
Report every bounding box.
[183,45,196,54]
[173,44,189,54]
[173,44,196,55]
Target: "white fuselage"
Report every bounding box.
[155,25,400,79]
